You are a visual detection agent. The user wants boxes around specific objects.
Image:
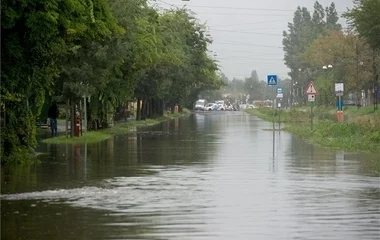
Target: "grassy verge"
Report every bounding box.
[42,110,191,145]
[246,107,380,153]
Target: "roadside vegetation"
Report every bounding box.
[1,1,224,164]
[246,107,380,153]
[42,110,191,145]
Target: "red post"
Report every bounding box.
[75,116,81,137]
[337,111,344,122]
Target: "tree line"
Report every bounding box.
[1,0,224,163]
[283,0,379,107]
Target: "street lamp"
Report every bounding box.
[323,64,344,122]
[322,64,333,70]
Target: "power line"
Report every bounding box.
[210,49,283,55]
[217,58,285,62]
[215,27,286,31]
[211,29,282,36]
[155,2,295,12]
[193,12,291,17]
[212,21,286,28]
[155,1,346,13]
[213,41,283,49]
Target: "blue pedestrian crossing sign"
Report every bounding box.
[267,75,278,86]
[277,87,283,94]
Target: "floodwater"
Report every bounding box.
[1,112,379,240]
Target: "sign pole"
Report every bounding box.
[335,83,344,122]
[305,81,318,131]
[311,102,314,131]
[273,86,275,130]
[267,74,278,131]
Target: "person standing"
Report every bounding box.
[48,101,59,137]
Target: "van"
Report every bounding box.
[194,99,207,110]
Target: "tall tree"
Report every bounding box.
[326,2,341,30]
[1,0,121,163]
[344,0,380,50]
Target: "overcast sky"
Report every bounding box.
[155,0,354,81]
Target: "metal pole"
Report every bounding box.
[290,78,293,108]
[272,86,275,130]
[311,103,314,131]
[373,49,378,111]
[83,95,87,131]
[339,95,341,111]
[66,99,69,138]
[356,41,360,108]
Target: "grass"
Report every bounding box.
[245,106,380,153]
[42,110,191,145]
[283,120,380,153]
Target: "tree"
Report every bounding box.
[302,30,374,106]
[1,0,223,162]
[1,0,122,163]
[344,0,380,50]
[326,3,341,30]
[244,70,264,100]
[283,1,342,105]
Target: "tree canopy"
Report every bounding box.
[1,0,223,163]
[283,1,378,106]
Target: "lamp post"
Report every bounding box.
[290,68,301,107]
[323,64,344,122]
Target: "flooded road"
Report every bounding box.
[1,112,380,240]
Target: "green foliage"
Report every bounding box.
[42,111,191,145]
[345,0,380,50]
[283,2,342,105]
[1,0,220,163]
[246,107,380,153]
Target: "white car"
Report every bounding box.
[205,103,217,111]
[216,104,225,111]
[194,99,207,110]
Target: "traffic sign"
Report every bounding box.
[276,93,283,98]
[308,94,316,102]
[335,83,344,96]
[267,75,278,86]
[305,81,319,95]
[277,87,283,94]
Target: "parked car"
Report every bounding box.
[205,103,217,111]
[194,99,207,110]
[216,104,225,111]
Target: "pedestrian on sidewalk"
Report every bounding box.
[48,101,59,137]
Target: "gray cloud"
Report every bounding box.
[156,0,353,81]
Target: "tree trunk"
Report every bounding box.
[155,99,161,117]
[136,98,141,121]
[141,99,146,120]
[144,99,149,120]
[171,102,175,114]
[70,98,76,138]
[146,99,150,119]
[150,98,154,118]
[156,99,161,116]
[66,99,69,138]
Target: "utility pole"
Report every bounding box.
[356,41,360,108]
[373,49,378,111]
[290,77,293,107]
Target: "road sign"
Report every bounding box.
[305,81,319,95]
[308,94,316,102]
[267,75,278,86]
[276,93,283,98]
[277,87,283,94]
[335,83,344,96]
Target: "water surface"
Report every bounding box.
[2,112,379,239]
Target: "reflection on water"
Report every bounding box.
[2,112,380,240]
